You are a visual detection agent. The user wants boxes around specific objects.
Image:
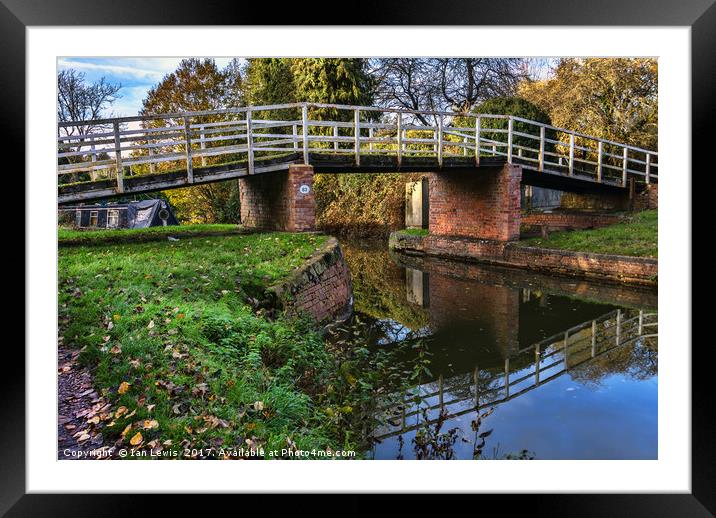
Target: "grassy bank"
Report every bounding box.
[394,228,429,237]
[58,224,243,246]
[519,210,657,258]
[59,227,370,458]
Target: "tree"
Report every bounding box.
[223,57,246,108]
[455,96,556,154]
[140,58,232,116]
[291,58,375,120]
[57,69,122,183]
[57,69,122,138]
[434,58,527,113]
[244,58,296,106]
[139,58,243,223]
[371,58,527,124]
[242,58,298,121]
[518,58,658,150]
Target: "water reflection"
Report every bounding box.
[339,242,658,460]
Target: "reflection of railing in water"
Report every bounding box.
[374,308,657,440]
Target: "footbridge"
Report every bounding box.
[58,102,658,239]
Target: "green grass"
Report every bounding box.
[519,210,657,258]
[58,224,242,245]
[59,229,368,458]
[396,228,429,237]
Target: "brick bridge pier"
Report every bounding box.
[239,162,527,241]
[238,164,316,232]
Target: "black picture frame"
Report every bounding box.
[5,0,710,513]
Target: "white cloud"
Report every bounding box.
[57,57,245,117]
[110,85,153,117]
[58,58,167,81]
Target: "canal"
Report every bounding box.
[335,241,658,460]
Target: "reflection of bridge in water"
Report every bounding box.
[374,308,657,440]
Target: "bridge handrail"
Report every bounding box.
[58,102,659,198]
[57,102,657,154]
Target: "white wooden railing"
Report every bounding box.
[58,102,658,194]
[374,308,658,440]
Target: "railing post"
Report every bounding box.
[438,374,444,410]
[645,153,651,184]
[302,104,309,165]
[354,108,360,166]
[591,320,597,357]
[622,147,629,187]
[333,124,339,151]
[183,117,194,183]
[463,136,468,156]
[148,144,156,174]
[568,133,575,176]
[369,126,374,152]
[538,126,545,172]
[638,309,644,335]
[475,116,481,166]
[564,330,569,368]
[616,309,622,345]
[534,343,540,384]
[245,111,254,175]
[504,358,510,398]
[397,112,402,166]
[401,390,406,429]
[474,366,479,407]
[199,125,207,167]
[292,123,298,151]
[597,141,603,183]
[437,116,443,167]
[507,117,513,163]
[112,121,124,193]
[90,142,97,181]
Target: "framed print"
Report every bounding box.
[6,0,713,512]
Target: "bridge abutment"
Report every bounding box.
[238,164,316,232]
[428,163,522,241]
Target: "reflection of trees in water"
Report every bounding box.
[371,318,431,345]
[341,244,430,330]
[569,336,658,388]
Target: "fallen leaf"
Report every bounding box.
[115,406,128,419]
[147,320,155,329]
[142,419,159,430]
[129,431,143,446]
[118,381,130,394]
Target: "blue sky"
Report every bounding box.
[57,57,236,117]
[58,57,556,118]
